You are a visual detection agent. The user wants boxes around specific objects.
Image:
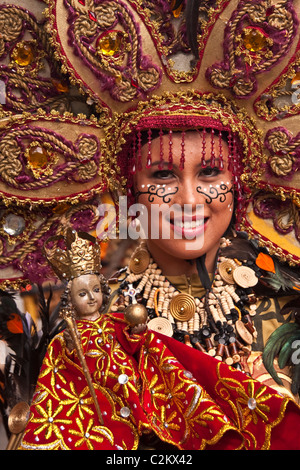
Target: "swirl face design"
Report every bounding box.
[196,183,234,204]
[135,185,179,204]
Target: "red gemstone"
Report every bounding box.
[88,11,97,21]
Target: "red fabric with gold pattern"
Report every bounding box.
[20,313,300,450]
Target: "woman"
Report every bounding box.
[3,0,300,451]
[107,97,300,400]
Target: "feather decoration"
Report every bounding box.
[263,321,300,395]
[0,287,64,440]
[255,252,276,273]
[221,234,300,295]
[185,0,200,58]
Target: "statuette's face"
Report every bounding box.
[70,274,103,320]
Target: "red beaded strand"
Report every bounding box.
[159,128,164,170]
[168,129,173,169]
[201,128,207,168]
[210,128,215,167]
[130,133,137,174]
[218,130,224,170]
[146,128,152,168]
[179,130,185,170]
[137,130,142,171]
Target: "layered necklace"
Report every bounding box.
[113,239,260,367]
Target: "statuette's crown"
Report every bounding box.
[44,229,102,281]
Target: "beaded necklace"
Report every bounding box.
[114,239,260,368]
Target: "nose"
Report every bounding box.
[174,178,204,210]
[87,290,95,301]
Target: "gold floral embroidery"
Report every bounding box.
[60,384,94,419]
[38,342,67,389]
[69,417,114,449]
[31,400,72,440]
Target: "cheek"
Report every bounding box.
[95,292,103,307]
[72,296,86,313]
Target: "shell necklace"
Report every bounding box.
[115,239,259,367]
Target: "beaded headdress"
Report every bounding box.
[43,229,102,281]
[0,0,300,288]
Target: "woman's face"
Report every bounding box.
[70,274,103,320]
[133,130,234,266]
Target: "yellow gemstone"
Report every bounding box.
[12,42,35,67]
[242,28,268,52]
[97,30,123,57]
[291,72,300,86]
[27,144,50,169]
[51,78,69,93]
[52,203,70,214]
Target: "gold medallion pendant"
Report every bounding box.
[169,293,196,322]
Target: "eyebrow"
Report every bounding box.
[149,158,221,169]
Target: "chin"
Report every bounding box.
[157,239,208,260]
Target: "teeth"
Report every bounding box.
[173,219,203,229]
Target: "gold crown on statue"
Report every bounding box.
[44,229,102,281]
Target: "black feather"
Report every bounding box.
[0,287,64,440]
[185,0,200,57]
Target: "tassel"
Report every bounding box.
[168,130,173,169]
[218,130,224,170]
[146,128,152,168]
[227,131,232,172]
[201,128,207,168]
[159,128,164,169]
[137,130,142,171]
[130,134,137,174]
[180,130,185,170]
[210,128,215,167]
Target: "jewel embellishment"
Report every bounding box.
[242,27,268,52]
[96,30,125,58]
[24,141,58,179]
[11,41,35,67]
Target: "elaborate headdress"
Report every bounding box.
[0,0,300,288]
[43,229,102,281]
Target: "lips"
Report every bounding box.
[168,214,208,239]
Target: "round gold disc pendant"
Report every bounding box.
[169,293,196,322]
[129,248,150,274]
[218,260,236,284]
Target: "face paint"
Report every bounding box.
[196,181,234,204]
[135,184,179,203]
[133,131,235,273]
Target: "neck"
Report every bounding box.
[145,240,220,277]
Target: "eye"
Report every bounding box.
[93,287,100,293]
[152,169,175,180]
[199,166,220,177]
[79,292,86,297]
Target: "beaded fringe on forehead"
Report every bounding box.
[127,128,245,222]
[129,128,240,173]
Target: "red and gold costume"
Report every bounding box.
[20,313,300,450]
[1,0,300,452]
